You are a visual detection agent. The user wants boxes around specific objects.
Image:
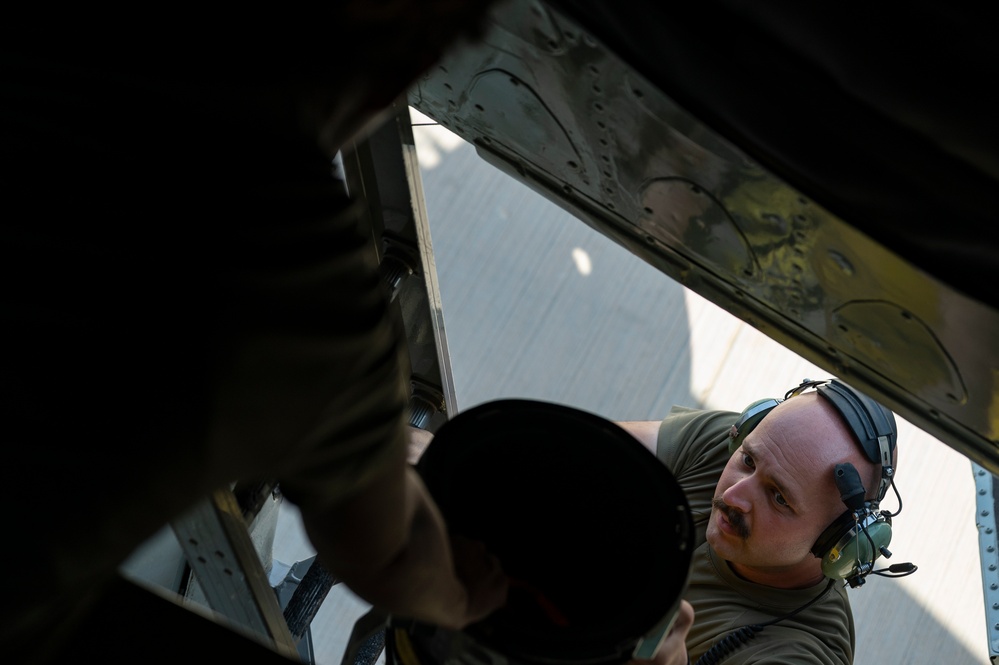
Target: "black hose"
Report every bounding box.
[694,625,762,665]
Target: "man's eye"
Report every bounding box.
[774,491,789,507]
[742,453,755,469]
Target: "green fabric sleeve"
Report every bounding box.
[656,406,739,469]
[656,407,739,517]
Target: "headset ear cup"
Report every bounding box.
[817,515,893,581]
[728,398,780,455]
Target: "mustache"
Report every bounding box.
[712,498,750,539]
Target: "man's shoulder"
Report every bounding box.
[656,406,739,471]
[660,405,741,440]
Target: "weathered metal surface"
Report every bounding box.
[408,0,999,474]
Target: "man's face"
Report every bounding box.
[705,393,872,585]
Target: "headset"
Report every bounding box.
[727,378,912,588]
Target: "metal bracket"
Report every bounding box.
[973,462,999,663]
[171,488,298,659]
[342,102,459,434]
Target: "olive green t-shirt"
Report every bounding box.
[657,406,855,664]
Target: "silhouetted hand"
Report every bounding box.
[450,535,509,624]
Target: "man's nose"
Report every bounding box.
[721,477,752,513]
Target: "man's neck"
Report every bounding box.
[727,559,826,590]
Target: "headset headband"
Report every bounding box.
[789,379,897,503]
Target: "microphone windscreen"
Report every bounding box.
[834,463,866,511]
